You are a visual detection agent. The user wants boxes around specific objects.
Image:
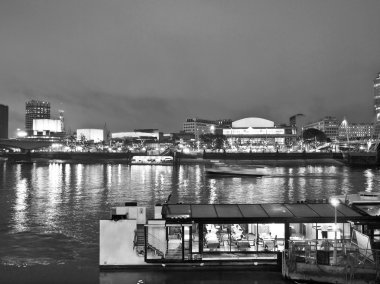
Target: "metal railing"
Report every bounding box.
[146,232,167,258]
[285,239,380,282]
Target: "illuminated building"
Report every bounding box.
[0,104,8,139]
[59,110,65,133]
[112,131,160,141]
[31,118,65,138]
[303,116,339,140]
[77,129,104,143]
[25,100,50,135]
[216,119,233,128]
[338,122,373,140]
[374,73,380,138]
[222,117,295,149]
[183,118,218,140]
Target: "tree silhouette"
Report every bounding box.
[303,128,329,142]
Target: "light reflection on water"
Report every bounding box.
[0,162,380,281]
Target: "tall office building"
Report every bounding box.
[0,104,9,139]
[289,114,306,137]
[183,118,218,140]
[374,73,380,138]
[25,100,50,135]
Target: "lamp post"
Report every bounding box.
[341,118,350,151]
[330,198,339,265]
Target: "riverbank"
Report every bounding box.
[178,151,344,166]
[0,151,345,166]
[180,158,345,166]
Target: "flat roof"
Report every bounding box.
[163,202,367,223]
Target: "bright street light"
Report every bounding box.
[210,125,215,134]
[17,129,27,138]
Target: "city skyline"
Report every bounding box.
[1,0,380,134]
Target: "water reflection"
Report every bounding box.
[208,178,217,203]
[14,168,28,233]
[364,169,374,192]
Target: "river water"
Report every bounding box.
[0,161,379,283]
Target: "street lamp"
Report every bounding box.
[341,118,350,150]
[330,198,339,265]
[210,125,215,134]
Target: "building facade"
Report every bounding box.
[338,122,373,141]
[216,119,233,128]
[183,118,218,140]
[222,117,295,151]
[25,100,50,135]
[0,104,9,139]
[112,131,160,141]
[77,129,104,143]
[31,119,65,138]
[303,116,339,140]
[374,73,380,138]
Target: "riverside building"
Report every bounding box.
[303,116,339,140]
[31,118,65,139]
[222,117,295,151]
[77,129,104,143]
[338,122,373,141]
[183,118,218,140]
[25,100,50,136]
[374,73,380,138]
[0,104,8,139]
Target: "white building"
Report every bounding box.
[32,118,64,137]
[77,129,104,143]
[222,117,294,149]
[112,131,160,140]
[183,118,218,140]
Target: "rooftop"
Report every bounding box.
[162,202,368,223]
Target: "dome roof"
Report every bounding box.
[232,117,274,128]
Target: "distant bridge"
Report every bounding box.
[0,139,55,151]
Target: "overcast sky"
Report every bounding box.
[1,0,380,135]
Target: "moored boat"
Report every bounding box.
[99,200,380,268]
[330,191,380,205]
[205,162,266,177]
[131,155,173,165]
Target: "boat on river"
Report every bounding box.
[99,200,380,284]
[330,191,380,205]
[131,155,173,165]
[205,162,266,177]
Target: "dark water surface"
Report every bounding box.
[0,162,379,283]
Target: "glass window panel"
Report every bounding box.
[257,223,284,252]
[289,223,311,240]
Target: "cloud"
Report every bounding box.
[1,0,380,136]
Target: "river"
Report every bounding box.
[0,161,379,283]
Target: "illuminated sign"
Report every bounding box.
[223,128,285,135]
[33,119,62,132]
